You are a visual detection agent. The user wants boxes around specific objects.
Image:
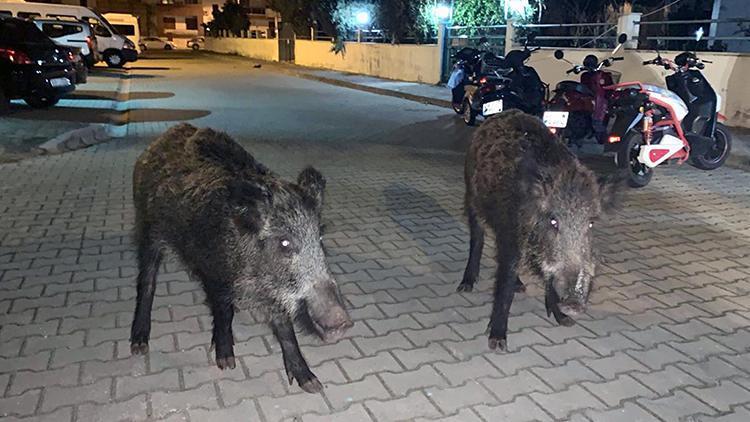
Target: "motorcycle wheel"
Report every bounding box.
[690,123,732,170]
[617,131,653,188]
[451,86,465,114]
[463,98,476,126]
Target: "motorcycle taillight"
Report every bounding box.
[0,48,32,65]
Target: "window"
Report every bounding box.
[18,12,41,19]
[249,7,265,15]
[162,17,176,30]
[42,23,83,38]
[185,16,198,30]
[112,24,135,36]
[93,24,110,37]
[0,11,13,16]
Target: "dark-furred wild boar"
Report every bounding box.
[457,110,620,351]
[130,123,352,393]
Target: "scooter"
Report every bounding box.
[604,49,732,187]
[546,34,628,145]
[461,34,547,126]
[447,37,493,114]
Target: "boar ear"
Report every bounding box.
[297,166,326,211]
[597,171,626,213]
[227,179,272,233]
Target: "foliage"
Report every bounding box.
[205,1,249,37]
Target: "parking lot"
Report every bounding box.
[1,51,750,421]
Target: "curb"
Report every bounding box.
[35,69,131,156]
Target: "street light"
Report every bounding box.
[355,11,370,26]
[434,4,452,20]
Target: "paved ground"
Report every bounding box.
[1,51,750,422]
[0,67,129,162]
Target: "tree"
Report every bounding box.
[375,0,419,44]
[205,1,249,37]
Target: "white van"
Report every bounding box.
[104,13,140,54]
[0,1,138,67]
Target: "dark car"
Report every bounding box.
[59,46,88,85]
[0,16,75,113]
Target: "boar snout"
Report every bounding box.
[305,280,353,343]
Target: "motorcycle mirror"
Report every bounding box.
[617,33,628,44]
[554,49,564,60]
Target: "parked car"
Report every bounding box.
[60,46,87,84]
[1,2,138,68]
[187,36,204,50]
[33,18,98,68]
[139,36,176,51]
[0,16,75,113]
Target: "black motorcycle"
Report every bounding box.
[447,37,492,114]
[460,35,547,126]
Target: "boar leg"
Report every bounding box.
[207,290,236,370]
[457,208,484,292]
[544,285,575,327]
[271,315,323,394]
[487,229,520,352]
[130,230,163,355]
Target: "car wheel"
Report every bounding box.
[140,44,147,51]
[690,123,732,170]
[192,44,200,51]
[104,51,124,68]
[24,95,59,109]
[164,44,173,50]
[616,131,653,188]
[0,86,9,116]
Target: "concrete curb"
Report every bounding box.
[34,70,131,157]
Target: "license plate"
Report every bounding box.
[482,100,503,116]
[50,77,71,88]
[543,111,569,128]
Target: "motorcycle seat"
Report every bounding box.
[555,80,594,97]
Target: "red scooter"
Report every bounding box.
[546,34,627,146]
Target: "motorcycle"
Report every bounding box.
[447,37,493,114]
[605,49,732,187]
[460,34,547,126]
[546,34,628,145]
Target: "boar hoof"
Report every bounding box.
[558,316,576,327]
[299,377,324,394]
[216,356,236,370]
[488,337,507,351]
[130,342,149,355]
[456,282,474,292]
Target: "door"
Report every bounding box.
[278,23,295,62]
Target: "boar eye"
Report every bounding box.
[589,222,594,229]
[280,239,292,250]
[550,218,559,230]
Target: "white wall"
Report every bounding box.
[527,48,750,128]
[295,40,441,84]
[204,37,279,62]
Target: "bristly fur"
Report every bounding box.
[459,110,621,346]
[130,124,349,388]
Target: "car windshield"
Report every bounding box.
[0,18,54,45]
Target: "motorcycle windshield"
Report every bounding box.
[643,84,689,121]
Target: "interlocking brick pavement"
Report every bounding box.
[1,125,750,421]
